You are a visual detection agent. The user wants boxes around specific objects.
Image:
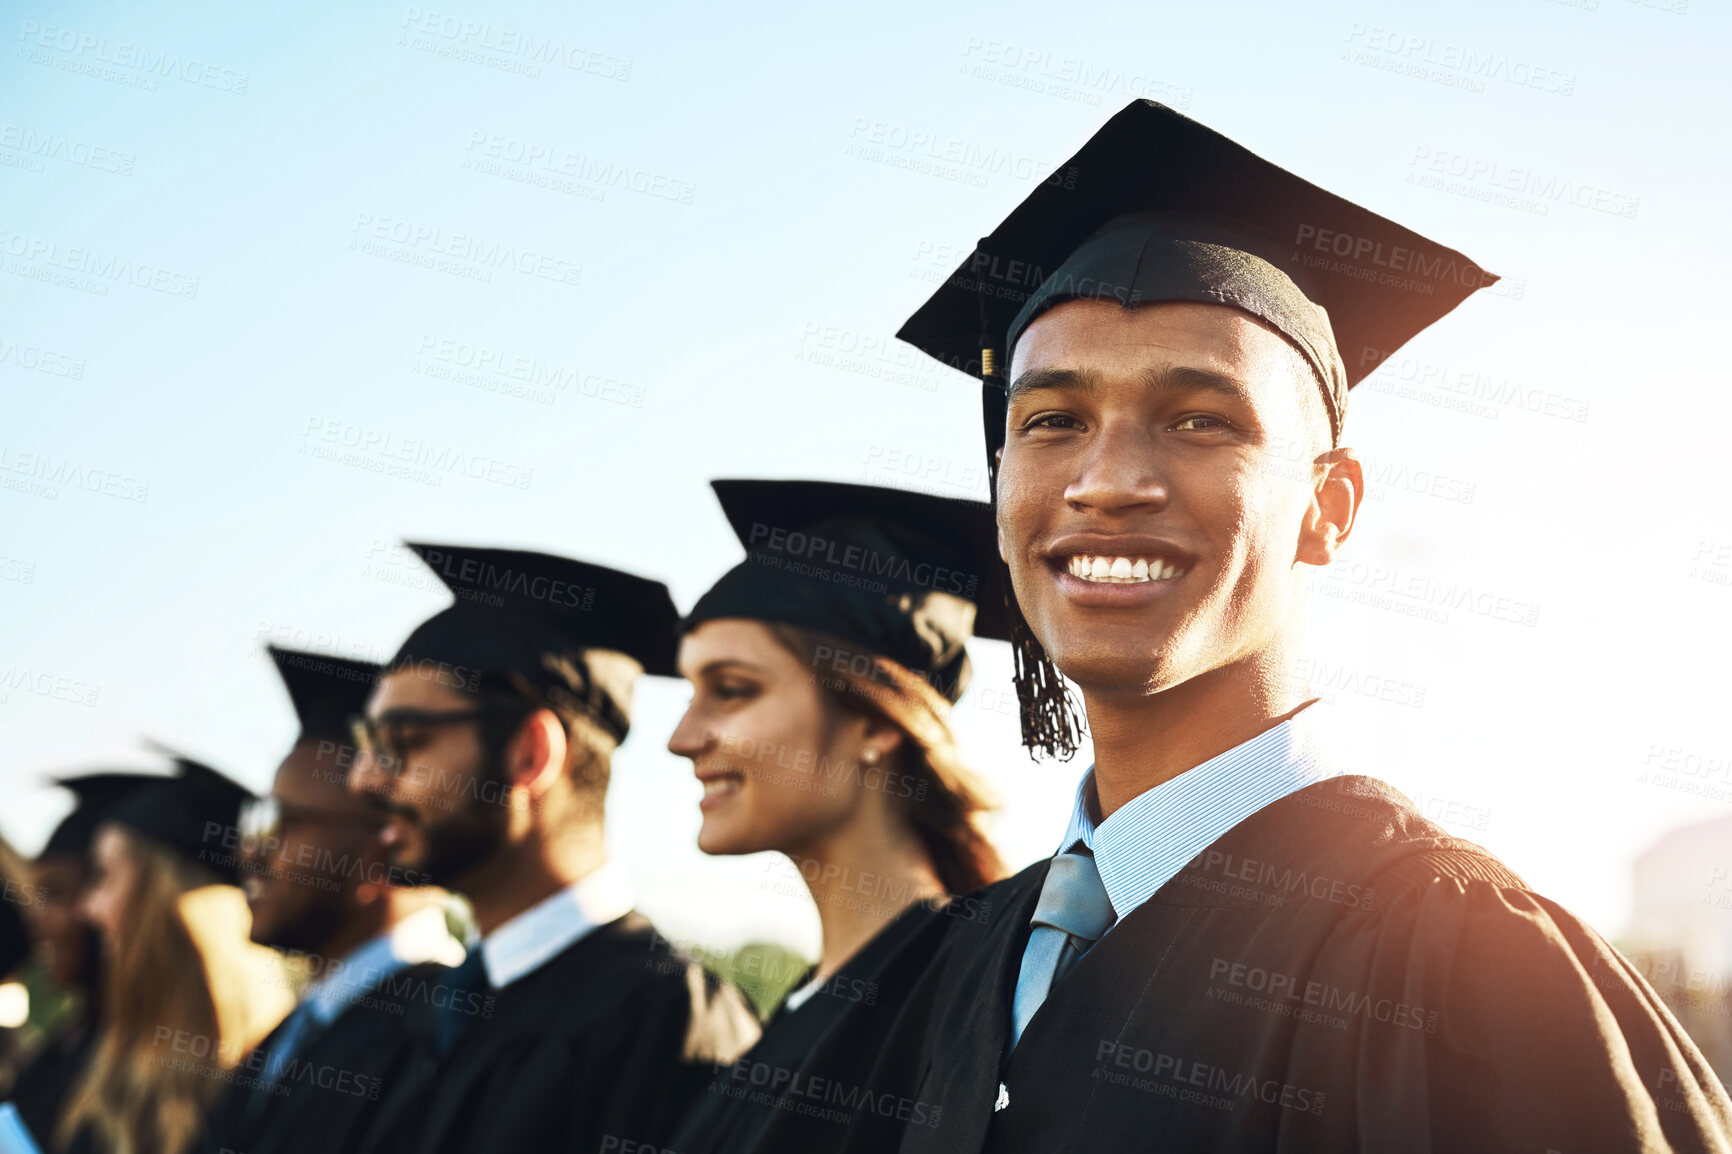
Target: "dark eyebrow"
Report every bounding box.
[1007,364,1253,405]
[694,658,765,678]
[1005,367,1095,403]
[1144,365,1254,404]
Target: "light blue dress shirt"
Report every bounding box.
[1053,701,1345,925]
[261,904,464,1087]
[997,704,1350,1112]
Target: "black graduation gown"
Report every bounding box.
[197,960,454,1154]
[753,776,1732,1153]
[667,902,945,1154]
[360,912,759,1154]
[7,1023,94,1153]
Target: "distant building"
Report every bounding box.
[1627,815,1732,1080]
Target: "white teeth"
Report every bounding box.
[702,778,741,798]
[1065,555,1189,584]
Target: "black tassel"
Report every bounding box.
[982,372,1086,761]
[1007,597,1085,760]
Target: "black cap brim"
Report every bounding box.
[404,542,680,677]
[707,479,1011,643]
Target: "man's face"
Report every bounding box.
[345,670,508,890]
[998,299,1332,700]
[242,741,388,953]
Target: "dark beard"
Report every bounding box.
[417,799,509,889]
[261,899,348,955]
[415,747,512,889]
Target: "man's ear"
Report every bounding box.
[1297,447,1363,566]
[503,709,568,800]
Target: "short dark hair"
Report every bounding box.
[466,675,616,816]
[1285,340,1337,457]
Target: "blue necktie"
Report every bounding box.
[1009,845,1116,1050]
[432,950,489,1057]
[258,1001,319,1090]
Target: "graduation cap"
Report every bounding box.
[392,543,680,743]
[684,480,1007,702]
[101,755,254,885]
[895,101,1497,759]
[40,771,159,860]
[268,646,380,745]
[899,98,1498,453]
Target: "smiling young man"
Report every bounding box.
[347,543,758,1154]
[199,646,463,1154]
[754,101,1732,1153]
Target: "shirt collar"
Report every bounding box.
[303,905,467,1024]
[480,860,635,989]
[1056,702,1343,920]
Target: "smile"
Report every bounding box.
[1065,555,1189,584]
[698,770,745,811]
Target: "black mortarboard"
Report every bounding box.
[101,756,253,884]
[268,646,380,745]
[392,543,680,743]
[683,480,1007,702]
[896,100,1497,759]
[899,99,1498,452]
[41,772,158,859]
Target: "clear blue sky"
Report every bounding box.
[2,0,1727,954]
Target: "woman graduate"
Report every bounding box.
[59,755,294,1154]
[666,479,1009,1154]
[6,774,154,1149]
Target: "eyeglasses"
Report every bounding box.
[347,705,523,777]
[237,796,384,848]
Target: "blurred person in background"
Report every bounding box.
[58,756,294,1154]
[666,480,1009,1154]
[4,775,152,1146]
[1,849,30,1085]
[197,647,463,1154]
[1,872,26,979]
[349,543,757,1154]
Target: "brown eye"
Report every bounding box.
[1172,415,1230,431]
[387,726,433,756]
[713,680,759,702]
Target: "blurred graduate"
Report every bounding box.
[60,756,294,1154]
[348,543,758,1154]
[197,647,463,1154]
[4,774,151,1148]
